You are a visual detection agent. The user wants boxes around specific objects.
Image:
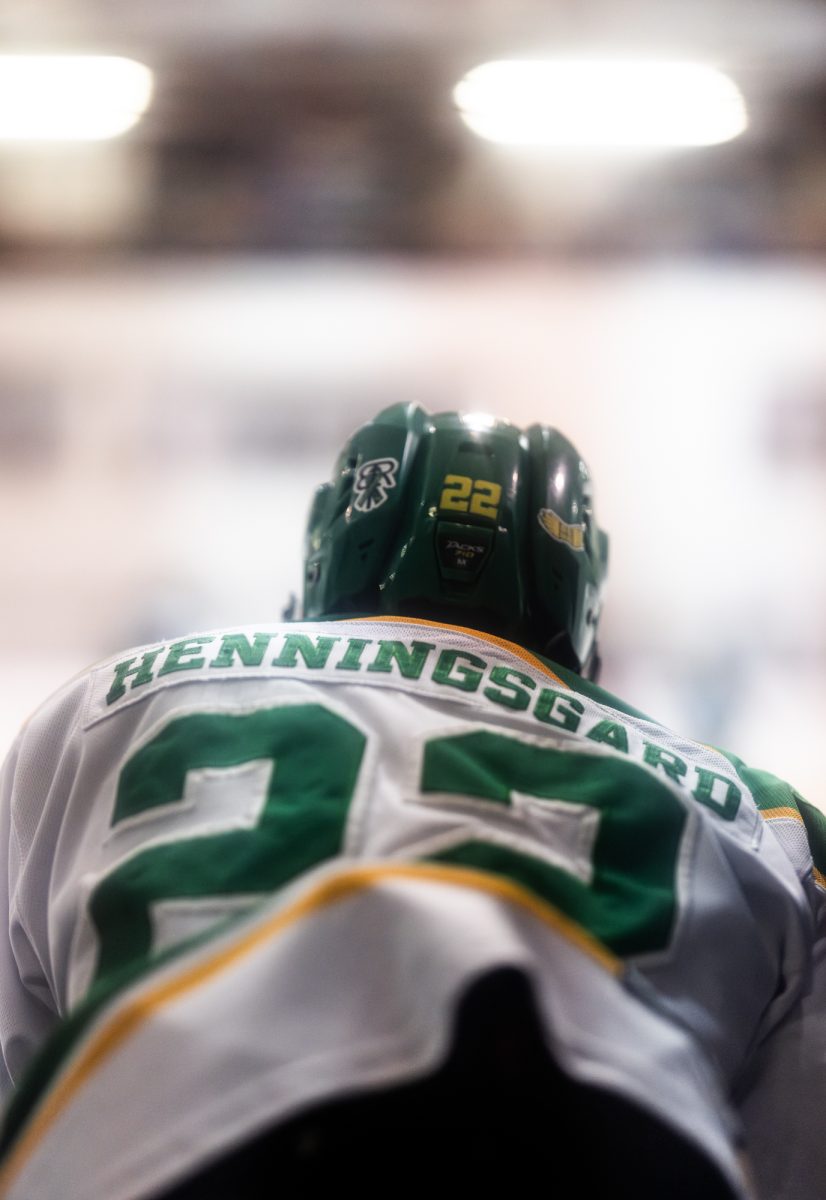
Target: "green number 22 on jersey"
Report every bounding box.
[89,702,686,992]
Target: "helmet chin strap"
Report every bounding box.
[542,630,580,672]
[540,629,600,683]
[584,642,602,685]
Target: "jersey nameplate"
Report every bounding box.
[89,625,745,827]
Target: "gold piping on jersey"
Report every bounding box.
[758,807,826,889]
[345,616,569,688]
[0,861,618,1194]
[759,806,805,823]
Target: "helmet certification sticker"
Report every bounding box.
[353,457,399,512]
[537,508,585,551]
[436,522,494,581]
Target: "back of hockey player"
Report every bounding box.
[0,403,823,1198]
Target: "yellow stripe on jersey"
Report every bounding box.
[0,861,618,1194]
[758,806,826,887]
[759,806,805,823]
[345,615,570,688]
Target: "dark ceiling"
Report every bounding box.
[2,0,826,257]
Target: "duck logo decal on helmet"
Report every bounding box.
[302,403,609,679]
[537,506,586,551]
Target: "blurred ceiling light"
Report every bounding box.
[0,56,152,141]
[454,59,747,149]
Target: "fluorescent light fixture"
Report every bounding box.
[454,59,747,149]
[0,56,153,141]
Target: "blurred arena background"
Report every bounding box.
[1,1,826,804]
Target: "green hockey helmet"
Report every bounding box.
[302,403,609,677]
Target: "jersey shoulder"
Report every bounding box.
[717,747,826,896]
[543,650,826,903]
[538,657,657,723]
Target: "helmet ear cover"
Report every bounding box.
[303,403,608,677]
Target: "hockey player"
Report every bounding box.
[0,403,823,1198]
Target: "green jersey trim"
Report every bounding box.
[337,614,656,722]
[717,749,826,887]
[539,659,657,723]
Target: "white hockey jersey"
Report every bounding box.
[0,617,823,1199]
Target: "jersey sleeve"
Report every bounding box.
[0,674,89,1097]
[797,798,826,911]
[737,921,826,1199]
[717,750,826,925]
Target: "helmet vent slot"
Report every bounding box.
[333,469,355,517]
